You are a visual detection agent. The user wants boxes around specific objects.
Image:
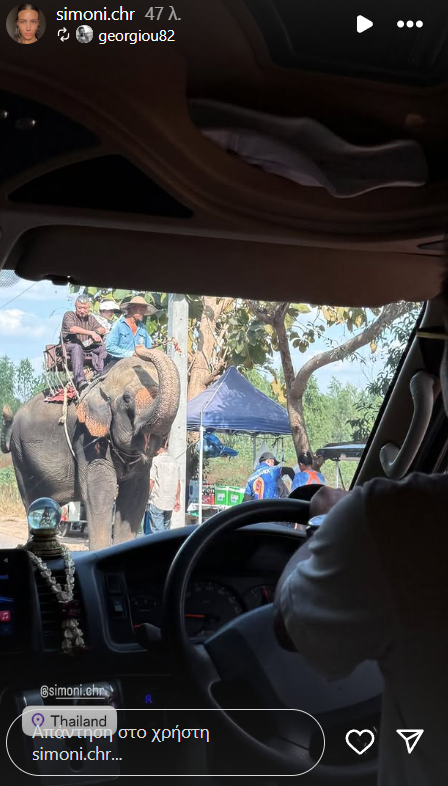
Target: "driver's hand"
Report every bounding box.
[91,332,102,343]
[310,487,350,518]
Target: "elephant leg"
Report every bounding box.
[114,474,149,544]
[80,461,117,551]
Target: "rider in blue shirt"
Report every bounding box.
[105,296,155,359]
[292,451,325,490]
[245,452,282,500]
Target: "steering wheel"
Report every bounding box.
[162,499,382,782]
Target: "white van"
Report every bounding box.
[58,501,88,538]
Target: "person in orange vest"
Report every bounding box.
[291,451,325,491]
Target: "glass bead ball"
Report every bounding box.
[27,498,62,531]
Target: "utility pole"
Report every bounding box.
[167,294,189,528]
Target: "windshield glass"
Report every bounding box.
[0,274,421,551]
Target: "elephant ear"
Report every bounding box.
[77,386,111,438]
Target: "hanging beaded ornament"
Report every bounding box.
[19,497,86,654]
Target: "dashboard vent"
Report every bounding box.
[35,569,85,651]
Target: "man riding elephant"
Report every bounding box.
[61,294,107,393]
[105,295,156,360]
[1,347,180,550]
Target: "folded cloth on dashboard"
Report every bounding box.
[191,101,428,197]
[203,125,428,197]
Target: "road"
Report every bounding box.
[0,532,21,548]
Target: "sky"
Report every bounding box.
[0,276,393,393]
[0,278,73,375]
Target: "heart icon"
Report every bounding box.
[345,729,376,755]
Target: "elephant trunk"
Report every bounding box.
[133,347,180,436]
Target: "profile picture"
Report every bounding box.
[6,4,46,44]
[76,25,93,43]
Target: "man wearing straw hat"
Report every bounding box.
[105,295,157,359]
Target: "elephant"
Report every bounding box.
[1,347,180,550]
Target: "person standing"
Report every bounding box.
[244,452,282,500]
[145,443,181,534]
[292,451,325,490]
[61,295,107,392]
[105,295,156,359]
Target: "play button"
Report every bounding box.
[357,15,373,33]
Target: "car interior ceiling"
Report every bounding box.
[1,0,448,305]
[1,0,448,783]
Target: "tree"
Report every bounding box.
[71,285,419,462]
[0,356,18,415]
[0,355,45,415]
[15,358,45,402]
[346,303,422,439]
[71,286,274,401]
[249,301,416,458]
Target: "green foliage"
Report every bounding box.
[227,316,271,368]
[71,285,275,376]
[302,375,365,449]
[346,390,383,442]
[242,368,277,400]
[15,358,46,402]
[69,285,419,460]
[348,302,422,435]
[0,355,18,414]
[0,466,16,487]
[0,355,45,414]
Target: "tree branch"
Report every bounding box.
[247,301,275,325]
[291,301,410,400]
[203,360,226,388]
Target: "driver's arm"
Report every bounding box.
[273,485,395,679]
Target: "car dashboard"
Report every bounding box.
[0,524,384,782]
[0,522,306,696]
[106,524,302,644]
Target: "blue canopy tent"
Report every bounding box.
[187,366,291,522]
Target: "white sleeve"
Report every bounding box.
[150,458,158,482]
[278,487,396,679]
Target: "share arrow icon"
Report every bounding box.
[396,729,424,754]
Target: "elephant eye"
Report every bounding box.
[123,392,133,406]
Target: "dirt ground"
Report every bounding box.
[0,516,88,551]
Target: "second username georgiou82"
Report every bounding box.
[56,6,136,21]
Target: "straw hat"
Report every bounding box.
[120,295,157,315]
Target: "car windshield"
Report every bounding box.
[0,274,422,551]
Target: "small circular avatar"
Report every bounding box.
[76,25,93,43]
[7,4,44,44]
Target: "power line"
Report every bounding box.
[0,281,38,311]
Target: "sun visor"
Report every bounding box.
[11,226,446,307]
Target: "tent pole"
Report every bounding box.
[253,436,256,468]
[198,413,204,525]
[335,459,339,489]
